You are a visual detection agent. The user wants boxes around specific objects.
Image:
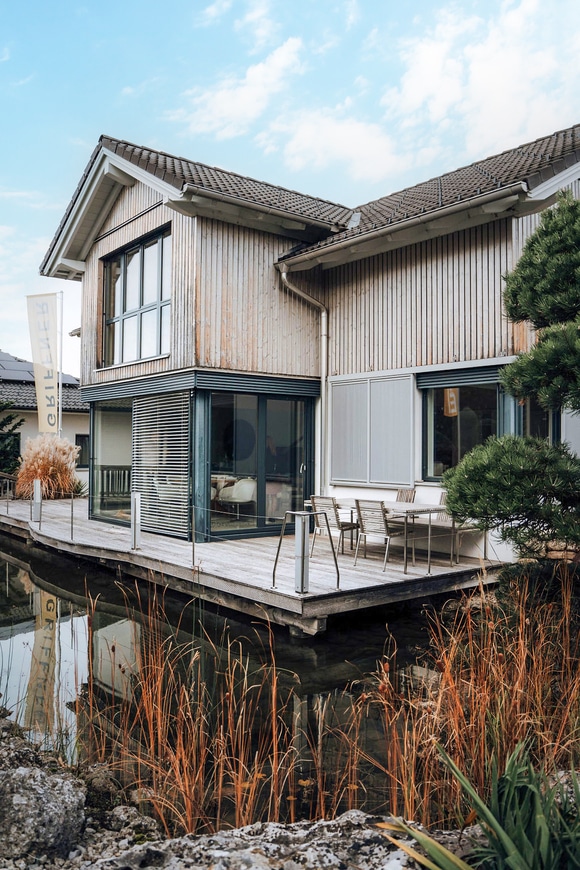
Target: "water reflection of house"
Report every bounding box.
[39,125,580,551]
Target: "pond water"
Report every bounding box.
[0,531,443,737]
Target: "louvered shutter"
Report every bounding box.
[132,393,190,537]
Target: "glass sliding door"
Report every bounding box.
[265,398,305,524]
[91,398,133,521]
[211,393,258,532]
[209,393,310,536]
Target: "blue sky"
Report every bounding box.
[1,0,579,376]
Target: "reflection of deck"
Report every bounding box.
[0,498,497,636]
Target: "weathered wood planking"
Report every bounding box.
[0,499,493,635]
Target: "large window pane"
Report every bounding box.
[140,308,157,358]
[122,315,138,363]
[162,234,172,301]
[425,384,497,477]
[160,305,171,354]
[125,249,141,311]
[142,241,159,306]
[91,399,132,521]
[211,393,258,532]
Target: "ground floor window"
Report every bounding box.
[423,384,498,478]
[423,382,555,479]
[75,434,89,469]
[91,399,133,520]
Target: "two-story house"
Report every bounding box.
[39,124,580,551]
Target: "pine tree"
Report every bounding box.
[444,192,580,558]
[500,191,580,411]
[0,401,24,474]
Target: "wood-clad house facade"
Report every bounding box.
[40,125,580,548]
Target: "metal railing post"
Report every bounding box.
[294,512,310,594]
[32,479,42,525]
[131,492,141,550]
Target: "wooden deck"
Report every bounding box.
[0,497,496,635]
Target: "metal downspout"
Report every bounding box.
[277,266,328,493]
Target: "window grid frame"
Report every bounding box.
[103,227,171,367]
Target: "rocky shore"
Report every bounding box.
[0,712,476,870]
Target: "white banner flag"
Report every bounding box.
[27,293,59,435]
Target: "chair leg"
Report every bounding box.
[382,536,391,571]
[310,529,317,557]
[354,533,364,566]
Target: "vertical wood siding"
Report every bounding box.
[81,183,321,387]
[196,218,319,377]
[321,218,524,376]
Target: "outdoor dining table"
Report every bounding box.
[383,501,450,575]
[306,498,451,575]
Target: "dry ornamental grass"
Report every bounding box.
[16,433,80,499]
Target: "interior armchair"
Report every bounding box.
[217,477,257,519]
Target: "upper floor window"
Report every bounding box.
[103,229,171,366]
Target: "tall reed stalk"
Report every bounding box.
[74,566,580,835]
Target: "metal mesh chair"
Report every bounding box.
[354,499,410,571]
[310,495,358,555]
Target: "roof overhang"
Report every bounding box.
[165,184,343,242]
[41,146,346,281]
[279,181,550,273]
[40,149,140,281]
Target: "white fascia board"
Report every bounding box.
[42,148,178,278]
[527,162,580,202]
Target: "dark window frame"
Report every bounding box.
[102,226,171,367]
[75,433,89,468]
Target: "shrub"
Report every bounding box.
[16,434,81,499]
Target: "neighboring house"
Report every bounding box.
[39,125,580,551]
[0,351,90,483]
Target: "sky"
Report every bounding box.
[1,0,579,378]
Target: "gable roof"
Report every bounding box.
[40,136,353,280]
[41,123,580,280]
[282,123,580,270]
[0,351,88,413]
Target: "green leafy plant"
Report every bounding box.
[0,400,24,474]
[443,435,580,558]
[381,745,580,870]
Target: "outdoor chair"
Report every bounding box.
[310,495,359,555]
[396,488,416,502]
[447,488,487,562]
[354,499,413,571]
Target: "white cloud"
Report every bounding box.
[197,0,234,26]
[344,0,360,30]
[257,110,410,187]
[0,47,9,63]
[234,0,278,50]
[381,0,580,164]
[169,37,304,139]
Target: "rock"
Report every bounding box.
[92,810,410,869]
[0,765,86,860]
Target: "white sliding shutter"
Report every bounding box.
[132,392,190,537]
